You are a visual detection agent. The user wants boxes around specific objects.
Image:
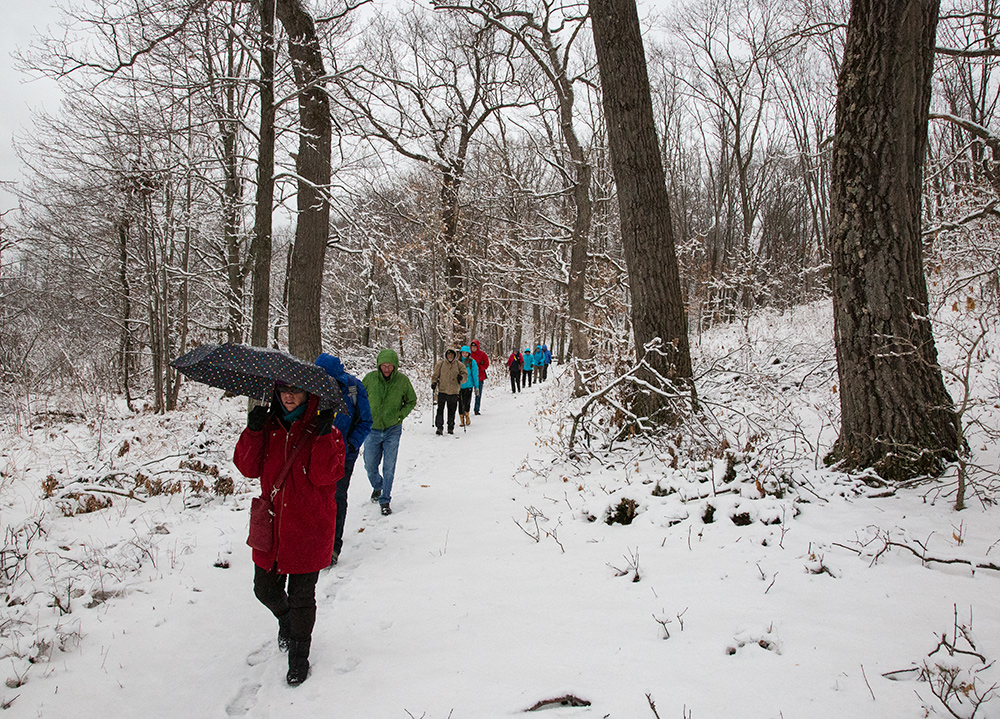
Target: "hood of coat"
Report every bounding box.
[470,340,480,350]
[315,352,346,380]
[460,345,471,354]
[444,347,458,361]
[376,348,400,372]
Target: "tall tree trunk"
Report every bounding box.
[251,0,276,349]
[441,168,467,341]
[826,0,960,479]
[117,220,135,413]
[590,0,694,420]
[222,26,244,345]
[276,0,331,361]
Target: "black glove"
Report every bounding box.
[315,408,334,435]
[247,405,268,431]
[431,382,437,391]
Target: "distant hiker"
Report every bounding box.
[458,345,480,427]
[469,339,490,415]
[362,349,417,516]
[315,353,373,565]
[234,382,345,686]
[431,347,467,435]
[522,346,535,388]
[540,344,552,381]
[507,348,523,393]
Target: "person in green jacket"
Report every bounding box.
[361,349,417,516]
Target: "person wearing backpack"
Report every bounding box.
[458,345,480,427]
[522,346,535,388]
[431,347,467,435]
[469,339,489,415]
[315,353,373,565]
[506,348,523,393]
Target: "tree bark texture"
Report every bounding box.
[828,0,960,479]
[276,0,331,362]
[251,0,276,349]
[590,0,694,413]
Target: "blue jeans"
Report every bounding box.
[474,378,485,413]
[364,424,402,506]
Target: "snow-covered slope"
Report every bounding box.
[3,311,999,718]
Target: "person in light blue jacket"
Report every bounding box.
[522,347,535,388]
[458,346,479,427]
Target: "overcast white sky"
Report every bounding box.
[0,1,63,213]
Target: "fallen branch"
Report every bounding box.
[525,695,591,712]
[886,539,1000,574]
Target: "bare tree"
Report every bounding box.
[275,0,332,362]
[826,0,961,479]
[590,0,694,418]
[434,0,596,394]
[334,5,522,344]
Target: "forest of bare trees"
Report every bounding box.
[2,0,1000,482]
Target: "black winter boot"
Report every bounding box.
[277,613,291,652]
[286,639,311,685]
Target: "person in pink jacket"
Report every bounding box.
[234,383,345,686]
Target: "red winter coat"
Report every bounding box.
[233,395,345,574]
[470,340,489,382]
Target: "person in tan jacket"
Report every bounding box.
[431,348,468,435]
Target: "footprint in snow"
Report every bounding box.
[246,640,276,667]
[225,680,262,716]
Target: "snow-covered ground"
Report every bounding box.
[3,303,1000,718]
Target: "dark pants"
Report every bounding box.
[541,364,548,381]
[333,456,358,555]
[436,392,458,430]
[254,564,319,642]
[459,388,473,414]
[510,371,521,393]
[522,368,533,387]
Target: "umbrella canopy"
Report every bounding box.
[170,343,347,412]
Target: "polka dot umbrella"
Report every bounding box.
[170,343,347,413]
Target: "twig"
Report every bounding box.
[861,663,876,700]
[646,693,662,719]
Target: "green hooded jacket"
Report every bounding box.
[362,349,417,430]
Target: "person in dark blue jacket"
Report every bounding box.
[539,344,552,382]
[315,353,373,565]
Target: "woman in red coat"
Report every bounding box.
[234,383,345,686]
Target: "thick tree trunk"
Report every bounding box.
[827,0,960,479]
[276,0,331,362]
[250,0,276,349]
[590,0,694,419]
